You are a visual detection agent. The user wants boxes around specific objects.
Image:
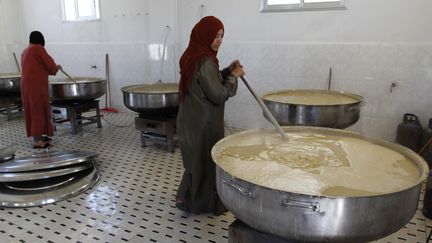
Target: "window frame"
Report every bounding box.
[61,0,101,22]
[260,0,348,13]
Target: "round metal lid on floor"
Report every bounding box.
[0,148,100,208]
[0,150,98,173]
[0,166,100,207]
[0,161,94,182]
[0,145,16,163]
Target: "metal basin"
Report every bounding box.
[121,82,179,116]
[212,127,428,242]
[0,73,21,94]
[262,89,365,128]
[49,77,107,101]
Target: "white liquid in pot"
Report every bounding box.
[263,90,360,105]
[49,77,104,84]
[213,130,423,197]
[123,83,178,94]
[0,73,20,78]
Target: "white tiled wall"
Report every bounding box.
[215,42,432,142]
[2,41,431,142]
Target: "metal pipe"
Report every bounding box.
[105,53,110,107]
[328,67,332,91]
[159,25,169,82]
[240,75,289,141]
[12,52,20,73]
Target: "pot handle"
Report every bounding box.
[282,198,320,213]
[348,100,367,110]
[223,179,254,198]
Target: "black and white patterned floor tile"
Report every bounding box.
[0,112,431,242]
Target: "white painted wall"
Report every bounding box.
[1,0,431,142]
[177,0,432,43]
[0,0,24,72]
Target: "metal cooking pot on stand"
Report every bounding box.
[262,89,365,129]
[49,77,107,101]
[0,73,21,94]
[121,82,179,116]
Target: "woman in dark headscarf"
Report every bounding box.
[176,16,244,215]
[21,31,61,148]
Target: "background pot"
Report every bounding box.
[49,77,107,101]
[0,73,21,94]
[121,83,179,116]
[262,89,365,128]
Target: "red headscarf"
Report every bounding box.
[179,16,224,101]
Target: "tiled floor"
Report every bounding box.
[0,112,431,243]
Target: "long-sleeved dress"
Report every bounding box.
[20,44,59,138]
[176,57,238,214]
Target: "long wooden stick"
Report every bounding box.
[13,52,21,73]
[59,68,77,84]
[240,75,289,141]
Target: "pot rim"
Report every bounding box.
[262,89,365,107]
[121,83,179,94]
[49,77,106,85]
[212,126,429,199]
[0,73,21,79]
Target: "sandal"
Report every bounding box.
[33,142,51,149]
[42,136,52,142]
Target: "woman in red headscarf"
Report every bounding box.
[21,31,60,149]
[176,16,244,215]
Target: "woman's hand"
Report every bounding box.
[230,60,244,78]
[57,65,63,70]
[228,60,241,72]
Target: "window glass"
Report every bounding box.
[262,0,347,12]
[77,0,94,17]
[268,0,300,4]
[62,0,100,21]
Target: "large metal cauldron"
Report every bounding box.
[0,73,21,94]
[121,82,179,116]
[212,127,428,242]
[262,89,365,128]
[49,77,107,101]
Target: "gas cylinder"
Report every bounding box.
[423,170,432,219]
[420,119,432,168]
[396,113,423,152]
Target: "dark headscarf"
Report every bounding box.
[29,31,45,47]
[179,16,224,101]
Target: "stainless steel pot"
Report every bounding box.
[49,77,107,101]
[212,127,428,242]
[0,73,21,94]
[262,89,365,129]
[121,82,179,116]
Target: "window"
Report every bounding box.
[62,0,100,22]
[261,0,347,12]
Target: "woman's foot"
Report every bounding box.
[175,199,190,212]
[33,140,51,149]
[42,136,52,142]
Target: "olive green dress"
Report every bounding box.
[176,57,238,214]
